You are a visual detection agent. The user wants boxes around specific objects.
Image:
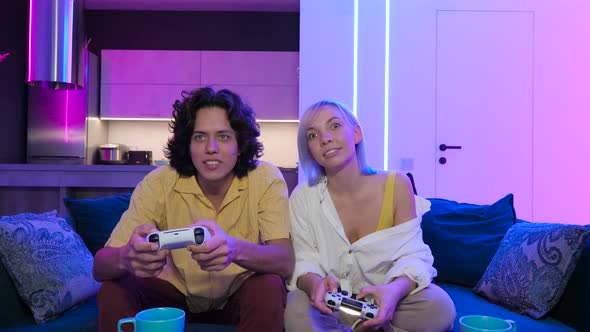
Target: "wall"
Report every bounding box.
[388,1,590,224]
[107,121,298,167]
[0,2,28,163]
[299,0,589,225]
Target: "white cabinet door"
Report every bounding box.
[202,51,299,120]
[101,84,198,119]
[101,50,201,84]
[201,51,299,85]
[209,84,299,120]
[100,50,201,119]
[435,10,534,219]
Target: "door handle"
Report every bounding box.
[439,144,462,151]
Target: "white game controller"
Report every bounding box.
[147,226,211,251]
[324,290,379,320]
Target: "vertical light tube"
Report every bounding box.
[353,0,359,117]
[383,0,390,170]
[52,0,58,81]
[27,0,33,82]
[65,90,69,142]
[64,0,74,80]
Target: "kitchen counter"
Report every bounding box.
[0,164,298,216]
[0,163,156,188]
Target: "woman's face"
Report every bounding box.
[190,106,239,189]
[304,106,361,172]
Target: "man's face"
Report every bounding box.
[190,106,239,188]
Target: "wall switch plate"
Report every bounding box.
[400,158,414,171]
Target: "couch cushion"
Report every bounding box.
[422,194,516,287]
[0,259,35,327]
[473,222,590,319]
[0,298,98,332]
[64,192,132,255]
[551,237,590,331]
[439,283,575,332]
[0,211,100,324]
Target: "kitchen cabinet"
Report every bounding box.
[100,50,299,120]
[101,84,198,119]
[100,50,202,119]
[101,50,202,85]
[202,51,299,120]
[201,51,298,86]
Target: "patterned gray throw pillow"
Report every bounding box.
[0,211,100,323]
[474,222,590,319]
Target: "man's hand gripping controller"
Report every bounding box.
[146,226,211,251]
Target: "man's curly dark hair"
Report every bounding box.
[164,87,263,178]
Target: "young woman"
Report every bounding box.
[285,100,456,332]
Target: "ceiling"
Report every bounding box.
[84,0,299,12]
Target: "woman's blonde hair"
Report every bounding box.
[298,100,376,185]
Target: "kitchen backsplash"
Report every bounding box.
[106,121,298,168]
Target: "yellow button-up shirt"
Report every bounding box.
[106,161,291,312]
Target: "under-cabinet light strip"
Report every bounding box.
[100,117,299,123]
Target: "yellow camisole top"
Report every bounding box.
[376,172,396,231]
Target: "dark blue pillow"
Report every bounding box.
[422,194,516,287]
[64,192,132,255]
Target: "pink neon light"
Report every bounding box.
[27,0,33,81]
[65,90,69,143]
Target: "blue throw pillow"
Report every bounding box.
[64,192,132,255]
[422,194,516,287]
[0,211,100,323]
[473,222,590,318]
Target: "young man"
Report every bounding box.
[93,87,294,332]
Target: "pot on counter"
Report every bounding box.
[98,144,128,164]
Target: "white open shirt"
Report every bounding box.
[287,179,437,295]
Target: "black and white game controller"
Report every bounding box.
[324,290,379,320]
[147,226,211,251]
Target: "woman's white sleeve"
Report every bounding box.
[287,188,325,291]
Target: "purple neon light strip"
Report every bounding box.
[27,0,33,81]
[65,90,69,143]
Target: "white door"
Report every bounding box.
[435,10,534,219]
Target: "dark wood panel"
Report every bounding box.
[85,10,299,53]
[0,1,28,163]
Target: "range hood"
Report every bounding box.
[27,0,85,89]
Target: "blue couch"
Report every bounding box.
[0,194,587,331]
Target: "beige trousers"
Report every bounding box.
[284,284,456,332]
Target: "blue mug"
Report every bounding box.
[117,307,185,332]
[459,315,516,332]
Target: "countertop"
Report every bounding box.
[0,164,157,188]
[0,164,298,188]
